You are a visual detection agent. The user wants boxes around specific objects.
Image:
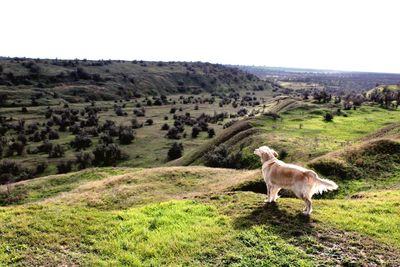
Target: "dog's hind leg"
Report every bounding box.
[271,187,281,202]
[267,185,280,202]
[302,197,313,215]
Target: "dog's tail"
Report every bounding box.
[306,170,338,195]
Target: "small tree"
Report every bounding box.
[119,127,134,144]
[71,134,92,150]
[75,151,94,170]
[49,144,65,158]
[191,126,201,138]
[161,123,170,131]
[323,113,334,122]
[56,160,73,174]
[207,128,215,138]
[168,142,183,160]
[145,119,153,126]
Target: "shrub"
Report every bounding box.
[93,144,127,166]
[71,134,92,150]
[118,126,135,144]
[48,130,59,140]
[131,118,143,129]
[99,133,113,144]
[49,144,65,158]
[0,160,33,184]
[36,162,48,174]
[323,113,334,122]
[207,128,215,138]
[145,119,153,125]
[75,151,94,170]
[56,160,73,174]
[168,142,183,160]
[166,127,181,139]
[38,140,53,153]
[161,123,170,131]
[204,145,242,169]
[191,126,201,138]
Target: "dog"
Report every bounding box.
[254,146,338,215]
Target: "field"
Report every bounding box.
[1,167,399,266]
[1,58,400,266]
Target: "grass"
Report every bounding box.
[1,166,400,266]
[315,190,400,248]
[0,199,313,266]
[251,103,400,162]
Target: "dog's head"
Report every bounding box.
[254,146,278,162]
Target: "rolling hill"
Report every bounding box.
[0,58,274,105]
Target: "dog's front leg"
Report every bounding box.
[264,184,270,203]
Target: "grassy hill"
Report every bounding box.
[0,58,273,105]
[1,166,399,266]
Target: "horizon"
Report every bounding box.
[1,0,400,73]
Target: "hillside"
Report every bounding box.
[1,166,399,266]
[0,58,273,105]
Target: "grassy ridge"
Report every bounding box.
[1,166,400,266]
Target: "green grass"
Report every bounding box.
[1,166,400,266]
[315,190,400,248]
[251,104,400,162]
[0,167,137,205]
[0,200,313,266]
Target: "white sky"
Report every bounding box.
[1,0,399,73]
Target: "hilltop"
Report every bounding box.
[1,166,399,266]
[0,58,273,105]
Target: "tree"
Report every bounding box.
[207,128,215,138]
[71,134,92,150]
[161,123,170,131]
[93,143,126,166]
[75,151,94,170]
[168,142,183,160]
[119,126,134,144]
[49,144,65,158]
[145,119,153,126]
[323,113,334,122]
[191,126,201,138]
[166,127,181,139]
[56,160,73,174]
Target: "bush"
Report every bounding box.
[56,160,73,174]
[191,126,201,138]
[131,118,143,129]
[207,128,215,138]
[75,151,94,170]
[168,142,183,160]
[49,144,65,158]
[36,162,48,174]
[99,133,113,144]
[166,127,181,139]
[119,126,135,144]
[161,123,170,131]
[93,143,127,166]
[0,160,33,184]
[71,134,92,150]
[323,113,334,122]
[204,145,242,169]
[48,130,59,140]
[145,119,153,125]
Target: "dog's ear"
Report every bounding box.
[271,149,279,158]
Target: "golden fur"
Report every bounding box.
[254,146,338,215]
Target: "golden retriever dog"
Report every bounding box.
[254,146,338,215]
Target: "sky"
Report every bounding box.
[1,0,399,73]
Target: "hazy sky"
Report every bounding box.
[1,0,399,73]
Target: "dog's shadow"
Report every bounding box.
[233,202,315,239]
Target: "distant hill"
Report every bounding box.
[236,65,400,93]
[0,58,273,104]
